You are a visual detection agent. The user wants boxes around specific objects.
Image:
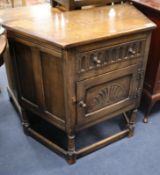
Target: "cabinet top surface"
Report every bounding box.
[0,3,155,48]
[132,0,160,12]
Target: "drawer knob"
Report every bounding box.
[128,48,136,55]
[79,101,87,108]
[93,56,101,65]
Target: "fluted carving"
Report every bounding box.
[78,40,145,73]
[88,84,127,111]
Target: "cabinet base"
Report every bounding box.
[23,109,136,164]
[7,87,136,164]
[27,126,130,164]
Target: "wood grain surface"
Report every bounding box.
[0,3,156,48]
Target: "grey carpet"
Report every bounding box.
[0,65,160,175]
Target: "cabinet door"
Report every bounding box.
[76,65,139,126]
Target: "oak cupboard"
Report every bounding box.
[1,3,155,163]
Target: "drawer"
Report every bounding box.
[76,38,146,80]
[76,65,141,126]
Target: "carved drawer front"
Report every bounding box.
[76,65,140,125]
[77,39,145,74]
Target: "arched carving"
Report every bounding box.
[88,84,127,110]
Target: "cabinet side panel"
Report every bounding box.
[41,52,65,120]
[133,5,160,93]
[14,42,37,104]
[144,16,160,93]
[4,44,18,97]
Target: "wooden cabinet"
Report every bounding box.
[1,4,155,163]
[131,0,160,123]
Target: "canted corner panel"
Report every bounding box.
[41,52,66,121]
[14,41,66,124]
[14,42,37,104]
[77,39,145,74]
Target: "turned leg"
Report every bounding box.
[21,109,30,135]
[67,133,76,164]
[128,109,137,137]
[142,90,158,123]
[143,100,155,123]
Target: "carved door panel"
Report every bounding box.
[76,65,139,125]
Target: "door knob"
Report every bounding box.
[79,101,87,108]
